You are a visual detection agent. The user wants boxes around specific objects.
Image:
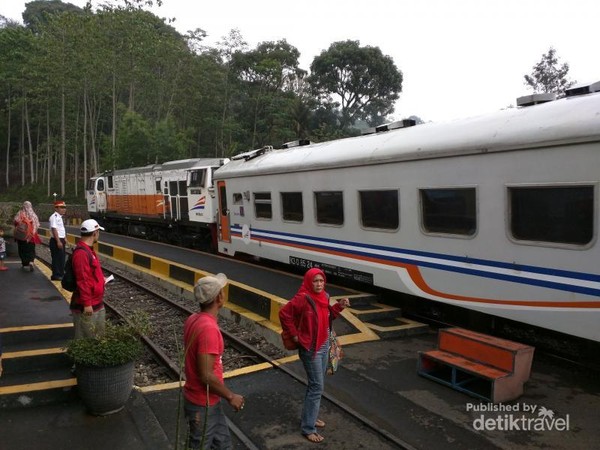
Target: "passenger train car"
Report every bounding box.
[214,81,600,344]
[86,158,228,249]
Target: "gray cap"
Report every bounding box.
[194,273,228,304]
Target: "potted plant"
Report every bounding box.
[65,315,149,415]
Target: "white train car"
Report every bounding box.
[214,82,600,343]
[87,158,228,248]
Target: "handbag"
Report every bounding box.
[327,330,343,375]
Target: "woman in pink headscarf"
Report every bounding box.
[279,268,350,444]
[13,201,41,271]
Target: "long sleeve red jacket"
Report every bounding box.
[279,292,343,351]
[69,242,105,312]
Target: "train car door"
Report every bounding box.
[97,178,107,211]
[87,177,107,213]
[217,180,231,243]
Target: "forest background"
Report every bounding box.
[0,0,407,204]
[0,0,573,205]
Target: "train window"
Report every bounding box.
[97,179,105,192]
[315,191,344,225]
[107,176,114,189]
[155,180,161,193]
[420,188,476,235]
[509,186,593,245]
[178,181,187,195]
[219,185,228,212]
[169,181,178,195]
[233,193,243,205]
[281,192,303,222]
[254,192,272,219]
[359,190,399,230]
[189,170,206,188]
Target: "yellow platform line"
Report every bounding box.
[138,355,301,393]
[365,317,428,332]
[34,256,74,303]
[350,304,402,315]
[0,323,72,333]
[41,230,381,349]
[0,378,77,395]
[99,246,379,345]
[3,347,66,360]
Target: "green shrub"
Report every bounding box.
[66,314,150,367]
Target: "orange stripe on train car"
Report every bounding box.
[107,194,167,216]
[254,236,600,309]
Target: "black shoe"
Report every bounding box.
[51,276,62,281]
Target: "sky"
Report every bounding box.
[2,0,599,123]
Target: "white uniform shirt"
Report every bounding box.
[49,212,66,239]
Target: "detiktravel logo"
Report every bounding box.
[467,402,570,431]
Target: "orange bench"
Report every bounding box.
[418,328,534,403]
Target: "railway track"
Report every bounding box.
[103,264,416,449]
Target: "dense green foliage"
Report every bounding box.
[66,315,150,367]
[0,0,404,201]
[309,40,403,128]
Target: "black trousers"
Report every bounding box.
[49,237,66,279]
[17,240,36,266]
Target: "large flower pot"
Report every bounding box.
[75,361,135,415]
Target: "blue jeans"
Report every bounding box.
[49,237,66,279]
[298,340,329,436]
[184,398,232,450]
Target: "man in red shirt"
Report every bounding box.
[183,273,244,450]
[70,219,106,339]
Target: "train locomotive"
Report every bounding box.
[86,158,228,249]
[213,81,600,345]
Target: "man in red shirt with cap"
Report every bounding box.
[183,273,245,449]
[70,219,107,338]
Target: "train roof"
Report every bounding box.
[158,158,228,171]
[215,89,600,179]
[96,158,228,177]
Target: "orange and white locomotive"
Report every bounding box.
[86,158,228,249]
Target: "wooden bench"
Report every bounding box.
[417,327,534,403]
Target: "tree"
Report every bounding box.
[308,40,403,129]
[22,0,85,33]
[113,108,152,168]
[231,39,305,148]
[524,47,574,96]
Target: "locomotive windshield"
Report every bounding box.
[189,170,207,188]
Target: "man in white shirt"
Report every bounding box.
[49,200,67,280]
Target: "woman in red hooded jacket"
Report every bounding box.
[279,268,350,444]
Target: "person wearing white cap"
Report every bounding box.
[69,219,107,339]
[183,273,245,449]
